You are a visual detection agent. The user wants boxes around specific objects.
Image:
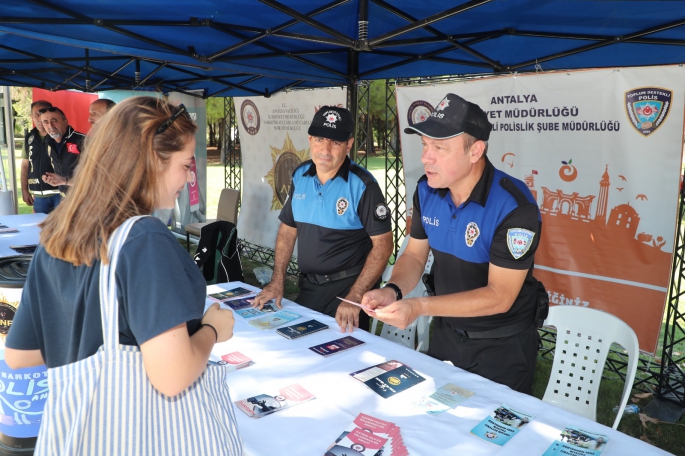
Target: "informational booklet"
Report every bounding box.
[234,383,315,419]
[541,426,609,456]
[276,319,329,339]
[326,413,408,456]
[350,360,426,399]
[309,336,366,357]
[208,286,253,302]
[413,383,475,415]
[247,310,301,330]
[210,351,254,372]
[470,404,534,446]
[234,303,278,318]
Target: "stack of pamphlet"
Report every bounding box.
[470,404,534,446]
[247,310,301,330]
[350,360,425,399]
[211,351,254,371]
[412,383,474,415]
[309,336,366,356]
[234,384,315,419]
[541,426,609,456]
[207,286,253,302]
[325,413,408,456]
[276,319,329,339]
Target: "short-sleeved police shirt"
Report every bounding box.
[279,156,391,275]
[6,217,206,368]
[411,157,541,332]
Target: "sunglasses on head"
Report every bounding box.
[156,104,192,135]
[38,107,60,114]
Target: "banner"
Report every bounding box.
[396,66,685,353]
[235,88,347,250]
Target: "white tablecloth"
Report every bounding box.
[207,282,670,456]
[0,213,46,258]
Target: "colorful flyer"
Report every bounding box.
[470,404,534,446]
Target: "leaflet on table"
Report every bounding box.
[326,413,408,456]
[208,286,254,302]
[309,336,366,356]
[413,383,475,415]
[541,426,609,456]
[209,351,254,372]
[276,319,329,339]
[247,310,301,330]
[350,360,426,399]
[470,404,534,446]
[234,384,315,419]
[233,303,279,318]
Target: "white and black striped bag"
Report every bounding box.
[35,216,243,456]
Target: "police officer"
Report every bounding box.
[362,94,542,394]
[252,106,393,333]
[21,101,61,213]
[39,106,85,195]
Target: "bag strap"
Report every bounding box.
[99,216,149,351]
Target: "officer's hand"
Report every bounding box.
[372,298,421,330]
[361,287,397,311]
[335,301,361,333]
[21,190,34,206]
[251,281,283,309]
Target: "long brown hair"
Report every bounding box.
[40,96,197,266]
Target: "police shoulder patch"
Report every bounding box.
[336,197,349,215]
[374,203,389,220]
[507,228,535,259]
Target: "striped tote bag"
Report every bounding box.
[35,217,243,456]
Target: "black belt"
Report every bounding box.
[445,318,533,340]
[304,263,364,286]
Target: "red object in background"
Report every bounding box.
[32,88,97,134]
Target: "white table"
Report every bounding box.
[208,282,671,456]
[0,213,46,257]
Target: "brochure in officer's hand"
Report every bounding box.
[350,360,425,399]
[234,384,315,419]
[247,310,301,330]
[541,426,609,456]
[276,319,329,339]
[309,336,366,357]
[470,404,534,446]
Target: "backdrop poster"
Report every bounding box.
[396,66,685,353]
[235,87,347,250]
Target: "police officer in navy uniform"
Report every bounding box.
[252,106,393,333]
[39,106,85,195]
[21,100,62,213]
[362,94,542,394]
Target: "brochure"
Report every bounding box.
[541,426,609,456]
[350,360,426,399]
[208,286,253,302]
[470,404,534,446]
[326,413,408,456]
[247,310,301,330]
[413,383,475,415]
[309,336,366,357]
[234,383,315,418]
[276,319,329,339]
[233,303,278,318]
[209,351,254,372]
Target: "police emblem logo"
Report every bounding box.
[407,100,434,126]
[625,87,672,137]
[507,228,535,259]
[465,222,480,247]
[240,99,260,135]
[336,197,349,215]
[374,203,389,220]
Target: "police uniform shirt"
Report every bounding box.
[279,156,391,275]
[411,157,541,332]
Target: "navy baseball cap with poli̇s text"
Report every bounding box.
[404,93,492,141]
[308,106,354,142]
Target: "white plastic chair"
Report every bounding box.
[542,306,639,429]
[372,236,434,353]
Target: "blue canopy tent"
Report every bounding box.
[2,0,685,417]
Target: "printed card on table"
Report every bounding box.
[470,404,534,446]
[247,310,301,330]
[208,286,253,302]
[413,383,475,415]
[541,426,609,456]
[234,384,315,419]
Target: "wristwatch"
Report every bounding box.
[383,282,402,300]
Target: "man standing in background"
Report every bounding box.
[21,101,61,213]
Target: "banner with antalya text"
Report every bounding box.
[235,88,347,250]
[396,66,685,354]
